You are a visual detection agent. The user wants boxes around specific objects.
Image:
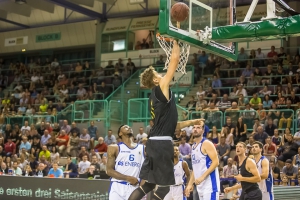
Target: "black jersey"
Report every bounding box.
[148,86,178,137]
[238,157,259,193]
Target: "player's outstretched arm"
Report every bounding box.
[160,40,180,98]
[176,118,205,130]
[185,170,195,197]
[106,145,139,185]
[195,140,219,185]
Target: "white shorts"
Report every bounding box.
[262,192,274,200]
[109,181,138,200]
[197,191,219,200]
[164,185,186,200]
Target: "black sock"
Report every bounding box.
[128,182,156,200]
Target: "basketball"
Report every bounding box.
[171,2,189,22]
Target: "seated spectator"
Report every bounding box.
[237,94,249,107]
[265,118,277,137]
[100,155,107,172]
[4,137,16,157]
[50,146,59,164]
[90,155,101,172]
[272,129,282,149]
[55,130,69,156]
[79,128,90,150]
[48,162,63,178]
[282,159,298,186]
[217,94,231,112]
[221,127,234,149]
[249,93,261,109]
[98,81,111,99]
[60,120,71,134]
[12,161,22,176]
[77,84,87,99]
[241,64,252,77]
[19,136,31,153]
[270,160,280,185]
[287,91,299,104]
[278,134,299,169]
[51,58,59,68]
[252,118,264,135]
[267,103,280,127]
[262,94,273,109]
[196,85,206,98]
[22,165,33,176]
[78,146,89,162]
[263,137,277,161]
[78,155,91,174]
[279,106,293,129]
[67,131,79,157]
[64,157,78,178]
[220,158,238,194]
[235,117,247,143]
[216,136,230,166]
[280,175,289,186]
[253,126,268,145]
[235,84,247,97]
[136,127,147,144]
[292,146,300,171]
[39,100,48,113]
[41,130,51,146]
[88,121,98,148]
[267,46,278,59]
[39,155,51,173]
[39,145,51,161]
[179,137,192,168]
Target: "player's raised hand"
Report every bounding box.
[126,176,139,185]
[184,184,193,197]
[193,119,205,126]
[171,40,180,59]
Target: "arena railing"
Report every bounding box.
[295,109,300,132]
[189,111,224,131]
[5,114,57,126]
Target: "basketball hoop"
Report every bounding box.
[156,33,190,74]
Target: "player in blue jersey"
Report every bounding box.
[164,146,190,200]
[107,125,145,200]
[252,141,274,200]
[185,122,220,200]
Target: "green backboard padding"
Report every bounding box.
[212,15,300,42]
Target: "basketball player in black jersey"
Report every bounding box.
[128,40,204,200]
[225,142,262,200]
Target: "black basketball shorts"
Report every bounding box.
[139,139,175,186]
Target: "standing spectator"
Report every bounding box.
[136,127,147,143]
[64,157,78,178]
[48,162,63,178]
[79,128,90,150]
[88,121,98,149]
[282,159,298,186]
[220,158,238,194]
[212,75,222,96]
[253,126,269,145]
[216,136,231,166]
[4,137,16,157]
[66,131,79,157]
[60,120,71,134]
[78,155,91,174]
[55,130,69,156]
[104,130,116,145]
[178,137,192,169]
[94,137,107,156]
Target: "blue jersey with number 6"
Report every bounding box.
[111,142,145,182]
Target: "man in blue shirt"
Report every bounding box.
[198,51,208,75]
[19,136,31,153]
[212,75,222,96]
[48,162,63,178]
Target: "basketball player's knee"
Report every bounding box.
[142,182,156,193]
[154,186,170,198]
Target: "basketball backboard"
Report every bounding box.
[159,0,238,61]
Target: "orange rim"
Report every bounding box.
[156,33,171,42]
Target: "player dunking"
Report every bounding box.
[252,141,274,200]
[107,125,145,200]
[225,142,262,200]
[185,122,220,200]
[129,40,203,200]
[164,146,190,200]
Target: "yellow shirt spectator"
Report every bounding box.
[39,150,51,160]
[39,104,48,112]
[2,99,10,105]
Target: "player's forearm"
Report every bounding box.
[241,175,261,183]
[199,159,219,181]
[187,171,195,186]
[176,119,204,130]
[106,168,130,181]
[231,184,242,190]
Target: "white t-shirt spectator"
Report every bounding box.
[78,160,91,174]
[136,133,148,143]
[294,131,300,145]
[31,76,39,82]
[77,88,87,96]
[21,125,31,134]
[104,135,117,145]
[51,61,59,68]
[57,74,65,81]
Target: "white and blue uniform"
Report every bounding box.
[109,142,145,200]
[191,138,220,200]
[257,156,274,200]
[164,159,186,200]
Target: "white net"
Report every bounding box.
[156,34,190,74]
